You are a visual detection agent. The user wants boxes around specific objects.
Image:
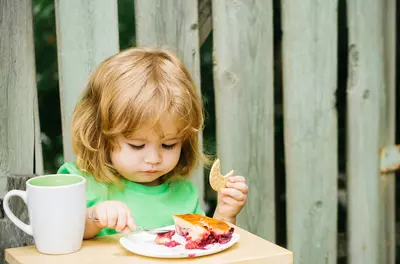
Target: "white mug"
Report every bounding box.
[3,174,86,255]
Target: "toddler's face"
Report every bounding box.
[110,115,182,186]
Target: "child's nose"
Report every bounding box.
[144,147,161,164]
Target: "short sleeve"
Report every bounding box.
[57,162,81,175]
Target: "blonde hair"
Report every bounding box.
[71,47,208,185]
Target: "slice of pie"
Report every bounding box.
[154,230,181,247]
[172,214,234,249]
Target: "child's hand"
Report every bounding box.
[216,176,248,224]
[92,201,137,233]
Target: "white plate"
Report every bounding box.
[119,225,240,258]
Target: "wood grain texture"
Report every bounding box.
[5,225,293,264]
[281,1,338,263]
[198,0,212,45]
[212,0,275,241]
[0,0,36,198]
[0,175,35,264]
[134,0,205,208]
[346,1,384,263]
[0,218,34,264]
[5,175,34,220]
[54,0,119,162]
[380,0,396,263]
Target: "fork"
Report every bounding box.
[87,216,171,235]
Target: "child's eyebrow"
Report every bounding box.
[162,137,180,141]
[128,137,147,141]
[160,133,180,139]
[127,135,180,141]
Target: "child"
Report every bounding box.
[57,47,248,239]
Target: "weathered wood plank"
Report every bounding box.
[212,1,275,241]
[34,86,44,176]
[380,0,396,263]
[0,175,34,264]
[0,219,34,264]
[54,0,119,162]
[346,0,384,263]
[0,0,36,198]
[134,0,205,209]
[282,1,338,263]
[5,175,33,220]
[198,0,212,45]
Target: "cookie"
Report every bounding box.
[209,159,234,192]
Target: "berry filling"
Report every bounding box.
[176,225,234,249]
[164,240,181,247]
[155,230,176,245]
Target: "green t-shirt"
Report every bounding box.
[57,162,205,237]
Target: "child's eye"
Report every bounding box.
[129,144,144,150]
[162,144,176,150]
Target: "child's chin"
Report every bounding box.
[128,175,163,186]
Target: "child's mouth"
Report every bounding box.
[144,170,160,173]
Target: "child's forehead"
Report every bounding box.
[129,116,183,139]
[130,128,177,139]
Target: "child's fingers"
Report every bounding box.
[106,207,118,229]
[115,206,128,232]
[220,194,238,205]
[221,187,246,202]
[121,226,131,234]
[95,206,108,227]
[228,176,246,183]
[226,181,248,194]
[127,215,137,231]
[124,204,137,231]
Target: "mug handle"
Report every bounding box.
[3,190,33,235]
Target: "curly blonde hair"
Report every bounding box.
[71,47,208,185]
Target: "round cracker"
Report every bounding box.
[209,159,234,192]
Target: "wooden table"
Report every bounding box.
[5,226,293,264]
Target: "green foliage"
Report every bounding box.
[33,0,61,172]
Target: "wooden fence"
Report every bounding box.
[0,0,397,264]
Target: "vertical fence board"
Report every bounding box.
[0,0,36,260]
[380,0,396,263]
[198,0,212,46]
[212,1,275,241]
[55,0,119,162]
[0,175,35,264]
[134,0,205,208]
[282,1,338,263]
[0,0,36,198]
[34,86,44,176]
[346,1,384,263]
